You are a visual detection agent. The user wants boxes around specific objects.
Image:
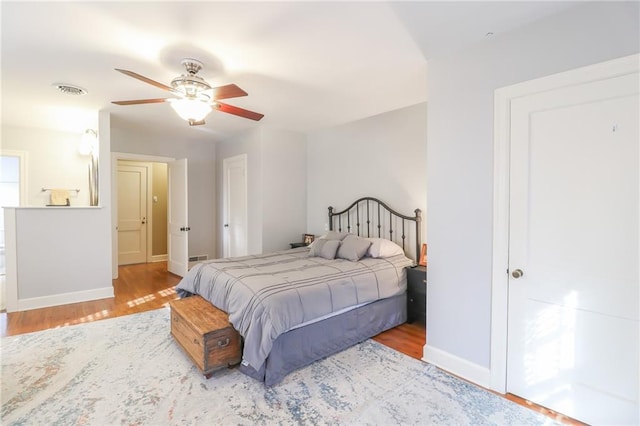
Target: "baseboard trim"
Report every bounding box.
[151,254,168,263]
[423,344,492,390]
[17,287,115,312]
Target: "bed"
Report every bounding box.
[176,197,422,386]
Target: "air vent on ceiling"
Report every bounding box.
[53,83,87,96]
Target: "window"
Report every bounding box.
[0,152,25,310]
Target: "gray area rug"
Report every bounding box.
[1,308,557,425]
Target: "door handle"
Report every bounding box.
[511,269,524,279]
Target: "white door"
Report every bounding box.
[506,72,639,424]
[223,154,248,258]
[168,158,188,276]
[117,164,148,265]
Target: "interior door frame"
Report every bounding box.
[111,152,175,279]
[1,150,28,313]
[489,53,639,393]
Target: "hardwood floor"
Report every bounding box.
[0,261,181,337]
[1,262,584,425]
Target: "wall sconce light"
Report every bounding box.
[78,129,98,156]
[79,129,99,206]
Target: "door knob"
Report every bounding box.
[511,269,524,279]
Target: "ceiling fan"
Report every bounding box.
[112,58,264,126]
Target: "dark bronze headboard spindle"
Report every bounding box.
[328,197,422,263]
[366,200,371,237]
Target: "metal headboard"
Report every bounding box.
[328,197,422,263]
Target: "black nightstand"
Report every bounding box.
[406,265,426,324]
[289,242,307,249]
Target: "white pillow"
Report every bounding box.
[366,238,404,258]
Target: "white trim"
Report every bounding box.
[111,152,175,279]
[151,254,167,262]
[423,344,491,389]
[490,87,512,393]
[490,53,639,393]
[16,286,114,312]
[5,206,102,210]
[3,208,18,312]
[1,151,28,312]
[111,152,175,163]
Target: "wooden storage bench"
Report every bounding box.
[169,295,242,377]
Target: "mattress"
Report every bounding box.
[240,291,408,386]
[175,247,413,372]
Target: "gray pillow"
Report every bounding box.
[336,235,372,261]
[309,239,341,260]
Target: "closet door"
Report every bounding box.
[168,158,188,277]
[117,163,148,265]
[506,71,639,425]
[223,154,248,258]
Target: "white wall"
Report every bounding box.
[110,118,217,259]
[261,128,307,253]
[2,111,113,311]
[11,207,113,305]
[306,102,427,243]
[216,126,307,256]
[2,125,93,206]
[425,1,639,379]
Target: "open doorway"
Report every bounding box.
[111,153,189,280]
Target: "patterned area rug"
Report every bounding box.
[2,308,556,425]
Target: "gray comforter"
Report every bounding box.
[175,247,412,371]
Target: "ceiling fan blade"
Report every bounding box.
[112,98,169,105]
[115,68,175,92]
[215,102,264,121]
[188,119,206,126]
[210,84,248,100]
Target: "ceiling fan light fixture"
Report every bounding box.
[169,98,212,122]
[171,75,211,95]
[111,58,263,125]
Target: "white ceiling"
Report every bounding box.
[1,1,579,143]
